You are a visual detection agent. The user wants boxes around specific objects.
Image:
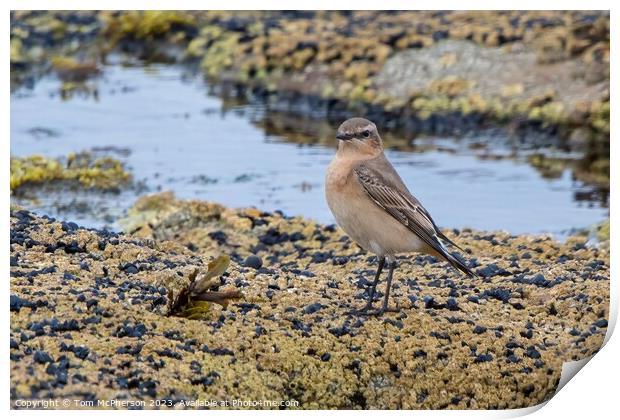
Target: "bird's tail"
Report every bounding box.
[434,237,477,277]
[443,249,476,277]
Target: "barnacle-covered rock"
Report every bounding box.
[10,196,609,408]
[10,152,131,193]
[10,11,610,188]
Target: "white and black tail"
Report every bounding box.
[435,235,477,278]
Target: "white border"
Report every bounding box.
[2,1,618,10]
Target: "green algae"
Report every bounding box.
[199,32,241,77]
[595,219,610,242]
[177,301,213,320]
[102,11,196,43]
[10,37,26,65]
[10,152,131,193]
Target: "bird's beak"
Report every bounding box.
[336,132,352,141]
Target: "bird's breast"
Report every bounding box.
[325,155,429,257]
[325,159,376,249]
[325,157,350,190]
[325,157,358,212]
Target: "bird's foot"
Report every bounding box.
[365,305,401,317]
[348,303,375,316]
[350,304,400,317]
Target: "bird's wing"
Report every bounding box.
[354,159,474,277]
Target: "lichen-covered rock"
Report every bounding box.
[10,195,609,409]
[10,11,610,189]
[10,152,131,193]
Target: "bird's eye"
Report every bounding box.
[362,130,371,138]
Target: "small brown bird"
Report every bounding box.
[325,117,475,315]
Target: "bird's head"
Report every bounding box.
[336,118,383,156]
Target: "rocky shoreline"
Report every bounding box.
[10,11,610,189]
[10,194,610,409]
[10,152,131,193]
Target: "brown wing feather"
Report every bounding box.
[354,163,475,277]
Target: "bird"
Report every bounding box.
[325,117,475,316]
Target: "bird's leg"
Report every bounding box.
[382,261,399,312]
[363,256,385,310]
[351,256,385,314]
[369,260,400,316]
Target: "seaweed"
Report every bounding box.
[168,255,243,319]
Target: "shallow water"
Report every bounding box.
[10,62,608,235]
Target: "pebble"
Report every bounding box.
[522,384,535,396]
[525,346,541,359]
[115,322,147,338]
[473,325,487,334]
[33,351,53,364]
[594,319,608,328]
[303,302,323,314]
[445,298,459,311]
[474,353,494,363]
[520,329,534,339]
[121,263,139,274]
[477,263,510,278]
[243,255,263,269]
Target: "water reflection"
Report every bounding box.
[10,62,609,234]
[240,104,610,209]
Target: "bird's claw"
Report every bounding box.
[348,304,375,316]
[349,305,401,317]
[367,306,401,316]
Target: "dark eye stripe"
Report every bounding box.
[352,129,372,138]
